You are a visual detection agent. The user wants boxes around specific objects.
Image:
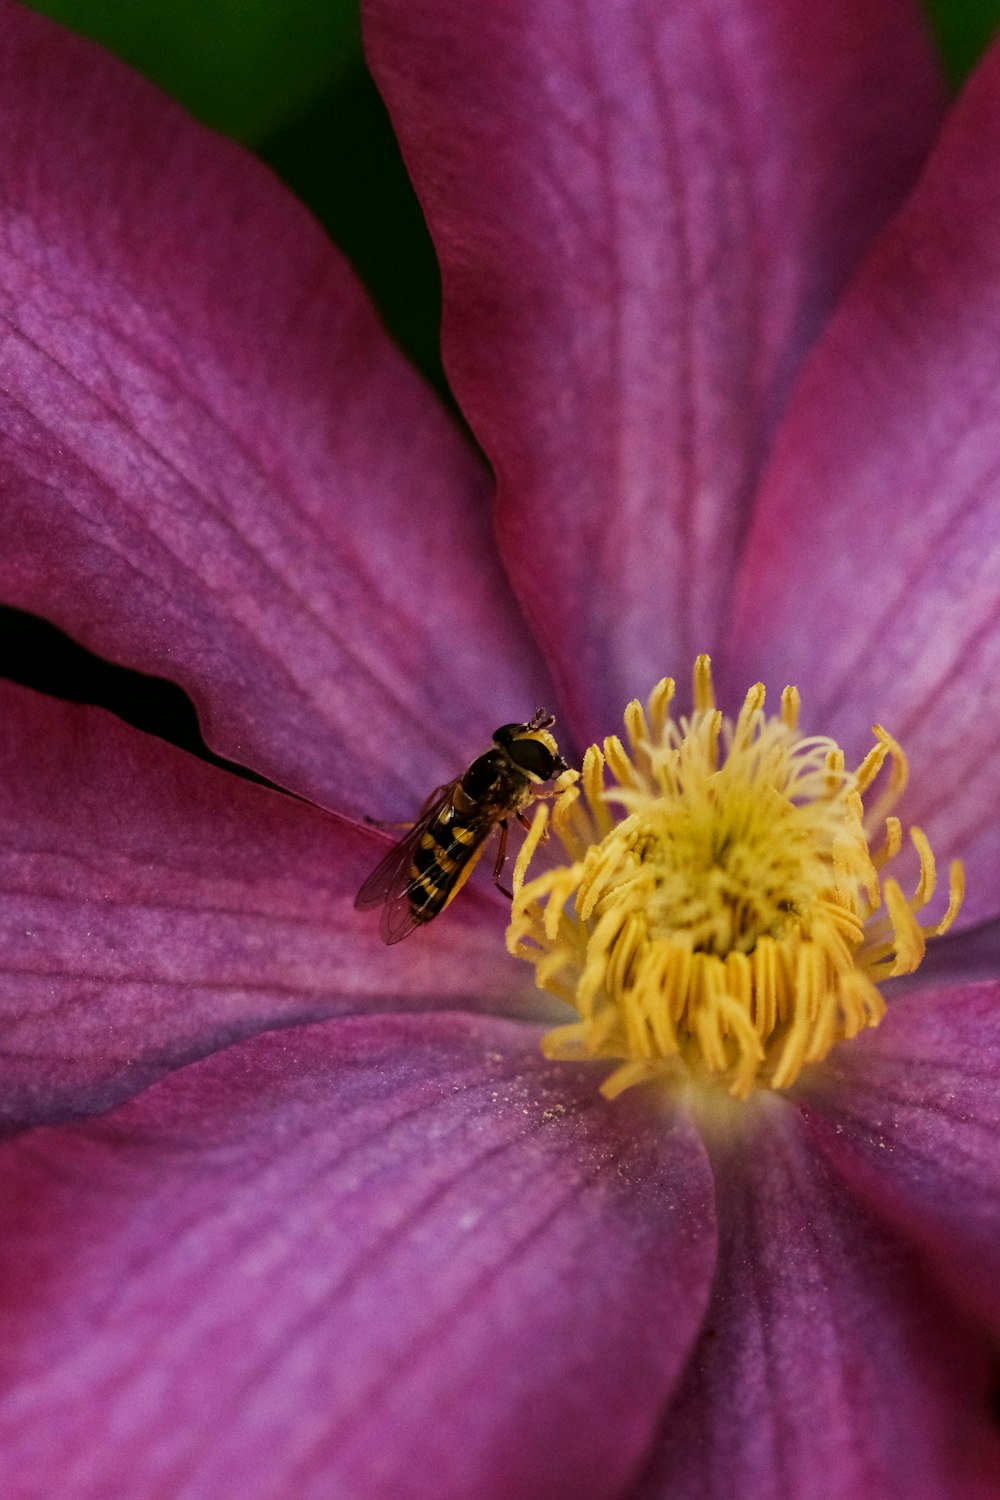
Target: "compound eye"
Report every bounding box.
[507,737,557,779]
[492,722,521,747]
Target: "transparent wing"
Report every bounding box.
[355,788,457,945]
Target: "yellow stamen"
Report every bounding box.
[508,659,963,1100]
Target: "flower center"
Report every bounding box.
[508,657,963,1100]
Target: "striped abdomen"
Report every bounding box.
[407,804,485,924]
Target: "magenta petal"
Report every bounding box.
[728,37,1000,924]
[798,981,1000,1335]
[0,0,552,815]
[0,1013,716,1500]
[0,684,537,1132]
[365,0,944,741]
[635,1100,999,1500]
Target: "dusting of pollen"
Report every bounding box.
[507,657,963,1101]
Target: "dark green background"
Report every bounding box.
[4,0,998,766]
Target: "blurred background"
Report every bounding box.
[3,0,999,772]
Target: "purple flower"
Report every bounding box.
[0,1,998,1496]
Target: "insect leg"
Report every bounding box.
[492,819,514,899]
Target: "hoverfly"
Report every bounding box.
[355,710,569,944]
